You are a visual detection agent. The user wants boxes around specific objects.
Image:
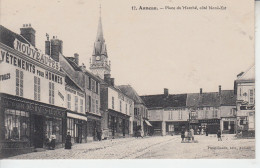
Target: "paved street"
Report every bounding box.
[8,134,255,159]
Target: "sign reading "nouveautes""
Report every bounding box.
[13,38,60,71]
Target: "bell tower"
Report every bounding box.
[90,5,111,79]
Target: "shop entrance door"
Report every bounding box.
[230,121,235,134]
[33,115,44,148]
[75,124,82,143]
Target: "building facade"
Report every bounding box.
[141,87,236,136]
[0,25,67,156]
[59,52,102,143]
[118,85,151,137]
[141,89,189,136]
[100,75,134,139]
[234,65,255,137]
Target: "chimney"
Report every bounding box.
[74,53,79,65]
[20,24,36,47]
[110,78,115,86]
[219,85,222,95]
[104,74,111,84]
[164,88,169,96]
[50,36,63,62]
[200,88,202,94]
[45,40,51,55]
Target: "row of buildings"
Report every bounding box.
[0,14,255,156]
[0,15,151,157]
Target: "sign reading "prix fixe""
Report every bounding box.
[13,38,60,71]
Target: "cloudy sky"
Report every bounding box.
[1,0,254,95]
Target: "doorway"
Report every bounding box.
[230,121,235,134]
[75,124,82,143]
[33,115,44,148]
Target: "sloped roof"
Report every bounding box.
[220,90,236,106]
[237,64,255,81]
[64,57,82,71]
[186,93,200,107]
[140,94,187,108]
[118,85,144,104]
[0,25,33,48]
[186,90,236,107]
[65,75,83,92]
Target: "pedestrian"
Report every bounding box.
[201,128,204,135]
[65,132,72,149]
[205,128,208,136]
[190,128,194,141]
[181,130,185,142]
[217,129,222,141]
[50,133,56,150]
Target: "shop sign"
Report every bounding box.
[13,38,60,71]
[0,73,11,81]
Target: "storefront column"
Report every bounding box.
[162,121,166,136]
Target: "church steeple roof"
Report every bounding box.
[92,5,107,57]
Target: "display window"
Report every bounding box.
[45,117,62,143]
[4,108,30,141]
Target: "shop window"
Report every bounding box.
[49,82,55,105]
[67,118,75,139]
[75,96,78,112]
[16,69,23,97]
[4,109,30,141]
[224,121,229,130]
[45,117,62,143]
[34,76,41,101]
[80,99,83,113]
[112,97,115,109]
[67,94,71,109]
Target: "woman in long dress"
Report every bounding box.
[65,132,72,149]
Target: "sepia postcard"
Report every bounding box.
[0,0,258,167]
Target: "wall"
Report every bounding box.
[236,83,255,103]
[163,108,189,122]
[148,109,163,121]
[65,86,85,114]
[0,47,65,108]
[107,87,133,116]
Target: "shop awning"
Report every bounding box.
[67,112,88,121]
[144,120,152,127]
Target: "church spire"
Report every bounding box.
[90,4,111,79]
[96,4,104,42]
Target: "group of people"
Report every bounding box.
[181,128,222,142]
[45,133,56,150]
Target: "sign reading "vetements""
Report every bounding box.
[13,38,60,71]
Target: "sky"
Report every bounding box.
[0,0,255,95]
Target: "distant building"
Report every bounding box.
[186,86,236,134]
[118,85,151,137]
[141,87,236,136]
[141,89,188,136]
[234,65,255,137]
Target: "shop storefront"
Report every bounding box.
[67,111,88,144]
[85,113,102,142]
[166,121,188,135]
[199,119,220,134]
[0,93,66,156]
[221,117,236,134]
[107,109,130,138]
